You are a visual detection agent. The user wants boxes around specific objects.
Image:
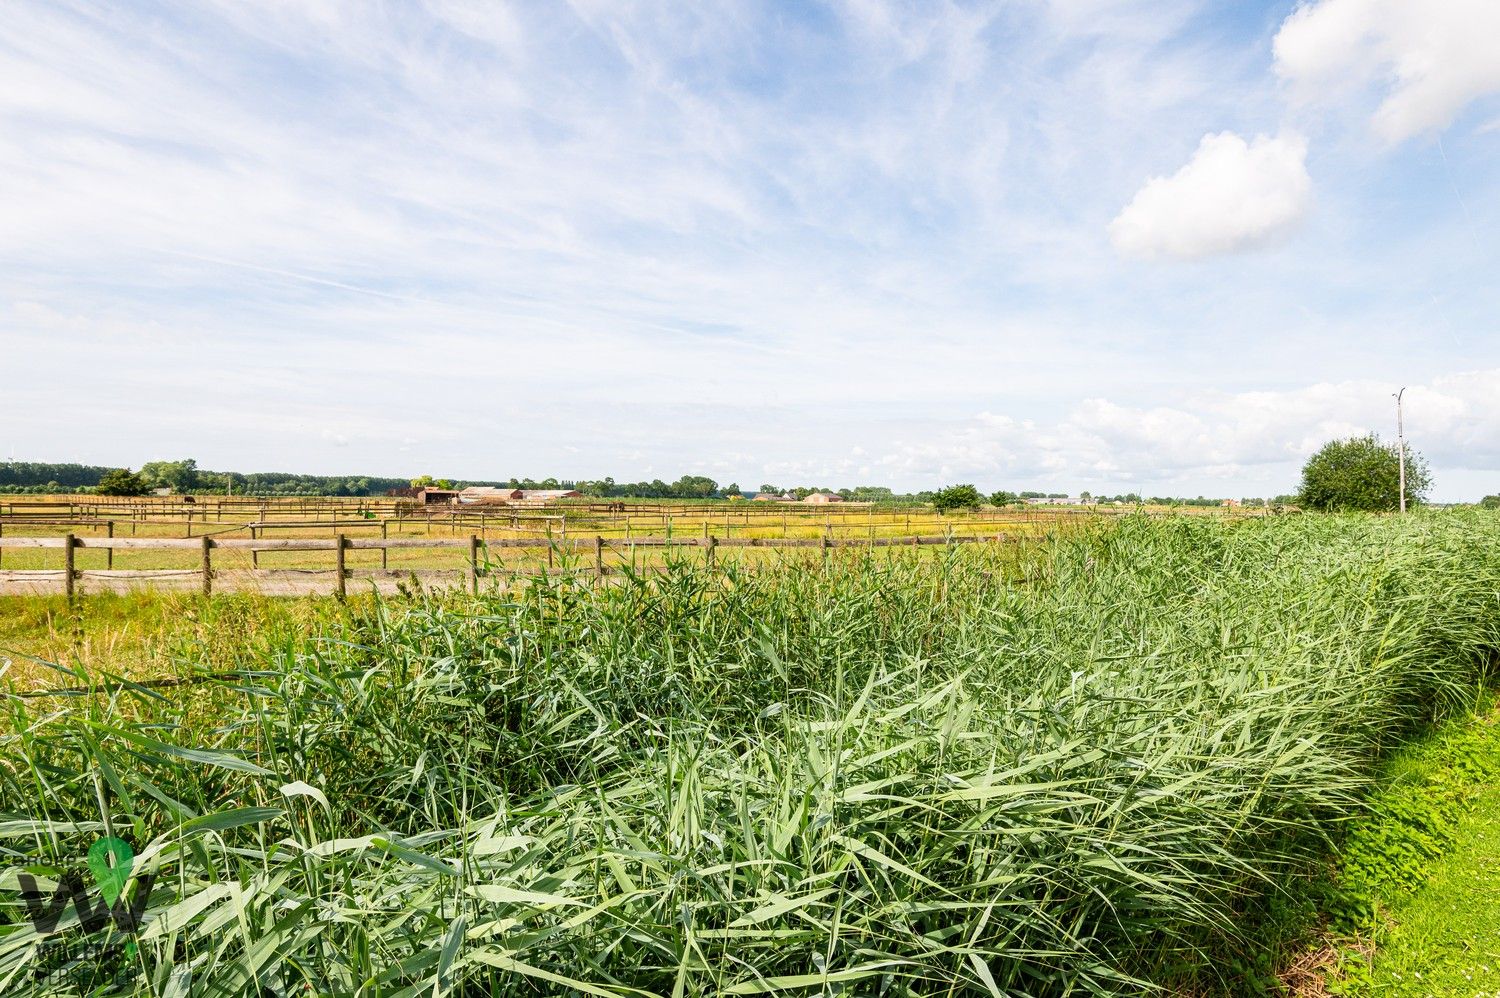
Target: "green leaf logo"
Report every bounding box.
[86,836,134,907]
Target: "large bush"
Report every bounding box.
[932,482,982,512]
[1297,433,1430,511]
[94,468,150,496]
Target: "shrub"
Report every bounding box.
[1297,434,1431,511]
[94,468,151,496]
[932,483,982,512]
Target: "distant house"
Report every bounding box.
[802,492,845,504]
[752,492,794,502]
[1023,496,1083,506]
[417,488,460,505]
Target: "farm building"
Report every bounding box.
[458,487,524,504]
[752,492,795,502]
[802,492,845,504]
[417,488,459,505]
[459,487,582,505]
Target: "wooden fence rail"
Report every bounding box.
[0,532,1015,598]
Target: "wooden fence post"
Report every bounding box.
[106,521,114,570]
[64,533,75,599]
[707,533,717,569]
[595,535,605,576]
[381,521,389,570]
[201,535,213,596]
[469,534,480,594]
[335,533,347,599]
[250,525,258,568]
[0,521,4,569]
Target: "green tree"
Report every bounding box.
[95,468,150,496]
[1480,495,1500,509]
[933,483,983,512]
[989,489,1019,506]
[1296,434,1431,512]
[671,475,718,499]
[140,459,199,493]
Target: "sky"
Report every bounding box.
[2,0,1497,499]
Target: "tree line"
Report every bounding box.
[0,436,1468,510]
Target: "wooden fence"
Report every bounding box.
[0,532,1016,598]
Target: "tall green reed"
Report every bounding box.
[1,512,1496,995]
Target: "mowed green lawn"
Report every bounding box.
[1364,723,1500,995]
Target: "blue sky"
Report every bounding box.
[2,0,1497,498]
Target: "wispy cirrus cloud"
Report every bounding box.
[1,1,1497,498]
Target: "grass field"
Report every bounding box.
[1284,699,1500,996]
[0,510,1495,995]
[0,497,1125,597]
[0,495,1248,578]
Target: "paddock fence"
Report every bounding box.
[0,531,1020,597]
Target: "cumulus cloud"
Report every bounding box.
[1108,132,1311,260]
[873,370,1500,494]
[1274,0,1500,142]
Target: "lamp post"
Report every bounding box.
[1394,387,1407,514]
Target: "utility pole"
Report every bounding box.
[1394,387,1407,514]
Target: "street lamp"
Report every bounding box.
[1393,387,1407,514]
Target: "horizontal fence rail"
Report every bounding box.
[0,532,1018,598]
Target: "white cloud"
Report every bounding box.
[1274,0,1500,142]
[1109,132,1311,259]
[2,2,1498,498]
[874,370,1500,497]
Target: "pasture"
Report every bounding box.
[0,495,1233,596]
[1,509,1496,995]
